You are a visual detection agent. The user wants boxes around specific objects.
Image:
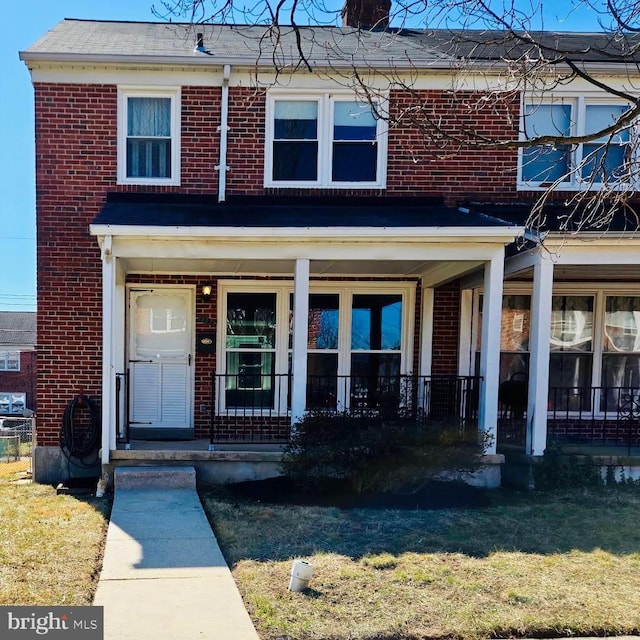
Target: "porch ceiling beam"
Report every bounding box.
[420,261,484,287]
[543,243,640,265]
[105,238,513,263]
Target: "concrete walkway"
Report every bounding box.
[93,466,260,640]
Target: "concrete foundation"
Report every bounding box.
[35,445,506,490]
[436,454,505,489]
[501,450,640,489]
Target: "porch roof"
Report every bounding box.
[93,193,515,230]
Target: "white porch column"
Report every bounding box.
[419,286,434,377]
[478,254,504,454]
[100,237,116,466]
[526,257,554,456]
[291,259,310,426]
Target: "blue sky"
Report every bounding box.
[1,1,603,312]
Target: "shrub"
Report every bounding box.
[533,445,603,490]
[281,411,489,494]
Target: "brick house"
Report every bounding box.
[0,312,36,417]
[20,13,640,485]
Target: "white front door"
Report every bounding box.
[128,288,194,438]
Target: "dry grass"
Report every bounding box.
[0,480,110,605]
[201,485,640,640]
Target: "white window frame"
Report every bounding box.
[117,87,181,186]
[470,283,640,417]
[517,95,634,191]
[264,91,388,189]
[216,280,414,414]
[0,351,20,372]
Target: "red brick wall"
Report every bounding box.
[387,90,520,201]
[33,80,519,444]
[0,351,37,413]
[432,282,461,375]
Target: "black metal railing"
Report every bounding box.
[548,385,640,453]
[496,385,640,453]
[209,372,481,444]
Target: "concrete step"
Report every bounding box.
[114,465,196,490]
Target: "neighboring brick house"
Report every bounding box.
[20,10,640,484]
[0,312,36,416]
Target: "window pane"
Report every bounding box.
[332,142,377,182]
[350,353,401,409]
[500,295,530,351]
[307,353,338,410]
[226,293,276,349]
[274,100,318,139]
[273,142,318,181]
[551,296,593,352]
[127,139,171,178]
[602,354,640,388]
[351,294,402,350]
[333,102,377,141]
[548,353,593,411]
[581,105,628,182]
[500,353,529,384]
[0,351,20,371]
[584,105,629,143]
[522,103,572,182]
[225,352,274,408]
[308,294,339,349]
[581,144,626,182]
[476,294,531,351]
[128,97,171,137]
[133,294,188,359]
[603,296,640,352]
[521,146,571,182]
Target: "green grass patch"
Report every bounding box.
[200,484,640,640]
[0,481,110,605]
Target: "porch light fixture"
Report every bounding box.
[202,285,212,300]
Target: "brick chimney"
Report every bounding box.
[341,0,391,29]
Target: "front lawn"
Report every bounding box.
[200,483,640,640]
[0,481,110,605]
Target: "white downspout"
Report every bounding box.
[216,64,231,202]
[99,235,114,471]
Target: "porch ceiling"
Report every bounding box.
[119,256,485,284]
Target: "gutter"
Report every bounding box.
[19,51,637,75]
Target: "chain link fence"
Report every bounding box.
[0,417,34,478]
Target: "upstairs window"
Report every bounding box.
[519,98,632,189]
[266,94,387,188]
[0,351,19,371]
[118,88,180,186]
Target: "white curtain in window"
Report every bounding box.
[128,97,171,137]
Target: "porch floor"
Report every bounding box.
[116,439,285,452]
[111,439,285,467]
